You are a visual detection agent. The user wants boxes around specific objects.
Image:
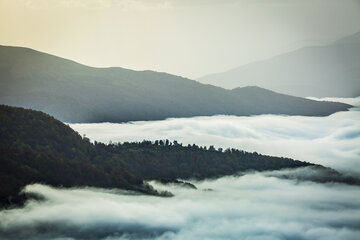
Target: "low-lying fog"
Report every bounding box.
[71,97,360,175]
[1,169,360,240]
[1,97,359,239]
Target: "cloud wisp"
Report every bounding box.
[70,97,360,175]
[0,169,359,239]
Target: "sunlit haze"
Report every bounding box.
[1,0,360,78]
[1,1,359,239]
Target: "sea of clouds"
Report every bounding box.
[1,97,359,239]
[0,170,359,239]
[70,97,360,175]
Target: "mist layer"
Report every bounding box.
[70,97,360,175]
[0,169,359,239]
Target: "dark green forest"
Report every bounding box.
[0,104,313,207]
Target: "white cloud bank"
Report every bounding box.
[0,170,359,239]
[1,98,359,239]
[70,97,360,175]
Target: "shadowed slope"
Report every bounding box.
[0,105,317,207]
[0,46,351,123]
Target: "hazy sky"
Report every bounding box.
[1,0,360,78]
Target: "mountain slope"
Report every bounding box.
[0,105,144,206]
[229,86,349,115]
[0,104,318,206]
[198,31,360,97]
[0,45,351,123]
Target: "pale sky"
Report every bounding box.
[1,0,360,78]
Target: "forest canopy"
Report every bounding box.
[0,104,313,207]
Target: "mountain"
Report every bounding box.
[0,104,145,206]
[0,104,315,207]
[0,46,352,123]
[198,31,360,97]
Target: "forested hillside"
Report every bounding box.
[0,105,314,207]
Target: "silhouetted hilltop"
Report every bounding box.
[0,45,351,123]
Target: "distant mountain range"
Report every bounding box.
[198,31,360,98]
[0,45,351,123]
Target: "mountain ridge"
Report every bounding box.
[0,104,318,207]
[0,45,352,123]
[198,31,360,97]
